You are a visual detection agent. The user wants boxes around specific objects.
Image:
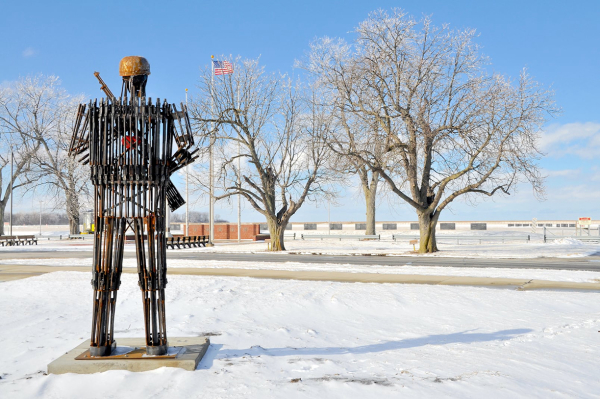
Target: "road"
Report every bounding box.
[1,249,600,272]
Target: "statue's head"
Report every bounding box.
[119,56,150,98]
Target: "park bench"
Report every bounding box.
[0,236,18,246]
[167,236,182,249]
[181,236,192,248]
[180,235,208,248]
[17,235,38,245]
[301,234,380,241]
[167,235,209,249]
[69,234,94,240]
[198,235,209,247]
[195,235,209,247]
[254,232,296,241]
[253,234,271,241]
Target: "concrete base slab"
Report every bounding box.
[48,337,210,374]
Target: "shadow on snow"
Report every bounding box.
[197,328,532,369]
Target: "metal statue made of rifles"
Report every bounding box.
[68,56,198,356]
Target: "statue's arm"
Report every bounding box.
[167,103,199,175]
[163,103,199,212]
[68,103,91,165]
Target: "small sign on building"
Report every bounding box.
[578,217,592,226]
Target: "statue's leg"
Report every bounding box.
[134,215,168,355]
[90,217,125,356]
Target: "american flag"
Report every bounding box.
[213,60,233,75]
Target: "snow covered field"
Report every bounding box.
[2,235,600,258]
[1,272,599,398]
[2,230,599,397]
[194,237,600,259]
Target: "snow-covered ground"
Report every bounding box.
[194,237,600,258]
[0,272,599,398]
[2,235,599,258]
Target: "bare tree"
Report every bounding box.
[0,76,90,235]
[32,82,91,234]
[0,83,42,236]
[189,58,336,250]
[330,105,383,235]
[305,9,557,252]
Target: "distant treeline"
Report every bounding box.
[170,211,228,223]
[4,212,70,225]
[4,211,228,225]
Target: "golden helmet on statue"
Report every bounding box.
[119,56,151,77]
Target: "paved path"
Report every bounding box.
[1,249,600,271]
[1,263,599,291]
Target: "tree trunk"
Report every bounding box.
[266,216,287,251]
[69,216,80,235]
[66,192,80,235]
[0,203,5,236]
[360,169,379,236]
[418,211,439,253]
[365,188,376,235]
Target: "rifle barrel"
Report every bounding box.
[94,72,116,101]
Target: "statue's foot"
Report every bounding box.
[90,340,117,357]
[146,343,168,356]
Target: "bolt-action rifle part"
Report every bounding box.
[93,72,116,102]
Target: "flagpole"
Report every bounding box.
[185,88,189,237]
[208,56,215,246]
[237,84,241,243]
[10,151,13,236]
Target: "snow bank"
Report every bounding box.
[184,239,600,259]
[550,237,584,245]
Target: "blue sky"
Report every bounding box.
[1,0,599,222]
